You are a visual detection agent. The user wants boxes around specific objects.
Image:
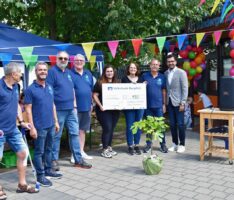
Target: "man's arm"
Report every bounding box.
[24,104,37,139]
[162,88,167,113]
[53,104,60,133]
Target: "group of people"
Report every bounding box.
[0,52,189,198]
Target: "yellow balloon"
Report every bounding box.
[196,66,203,73]
[183,61,190,70]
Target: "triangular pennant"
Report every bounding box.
[198,0,206,7]
[107,41,119,58]
[196,33,205,47]
[156,36,166,53]
[90,55,96,71]
[213,31,222,45]
[225,8,234,23]
[212,34,216,46]
[55,44,70,51]
[19,47,34,65]
[211,0,221,14]
[220,0,230,22]
[131,39,142,57]
[28,55,38,71]
[164,41,170,52]
[177,34,187,50]
[0,53,13,66]
[69,55,75,69]
[228,19,234,28]
[146,43,156,55]
[48,55,57,66]
[82,42,95,61]
[221,4,233,22]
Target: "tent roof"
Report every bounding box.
[0,23,103,62]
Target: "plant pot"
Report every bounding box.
[142,155,163,175]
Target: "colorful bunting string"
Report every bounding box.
[107,41,119,58]
[156,37,166,53]
[81,42,95,61]
[211,0,221,14]
[196,32,205,47]
[213,31,222,45]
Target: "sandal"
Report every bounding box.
[0,186,7,200]
[16,184,39,193]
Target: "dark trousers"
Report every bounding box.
[96,108,120,149]
[168,99,186,146]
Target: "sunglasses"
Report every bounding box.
[58,57,68,61]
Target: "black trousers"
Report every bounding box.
[96,108,120,149]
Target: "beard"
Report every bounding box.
[58,63,67,69]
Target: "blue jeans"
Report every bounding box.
[0,137,4,160]
[52,109,82,163]
[124,109,144,146]
[34,126,54,177]
[168,99,186,146]
[144,107,166,146]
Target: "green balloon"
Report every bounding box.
[188,51,196,59]
[189,68,196,76]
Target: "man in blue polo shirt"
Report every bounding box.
[0,62,38,193]
[70,54,93,162]
[47,51,92,170]
[142,58,168,153]
[24,62,62,187]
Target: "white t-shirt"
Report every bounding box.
[200,93,212,108]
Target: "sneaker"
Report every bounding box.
[177,145,185,153]
[128,146,135,155]
[70,154,75,164]
[81,151,93,160]
[134,146,141,155]
[37,176,52,187]
[52,160,60,171]
[143,145,151,153]
[108,146,117,156]
[45,171,63,179]
[168,143,178,152]
[74,159,92,169]
[101,149,112,158]
[160,144,168,153]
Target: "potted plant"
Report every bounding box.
[131,116,168,175]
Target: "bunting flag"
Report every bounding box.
[55,44,70,51]
[164,41,170,52]
[28,55,38,70]
[69,55,75,68]
[198,0,206,7]
[156,36,166,53]
[120,50,127,58]
[107,41,119,58]
[49,55,57,66]
[89,55,96,70]
[213,31,222,45]
[196,32,205,47]
[0,53,13,66]
[211,0,221,14]
[177,34,187,50]
[131,39,142,57]
[146,43,156,55]
[225,8,234,23]
[97,61,104,75]
[82,42,95,61]
[18,46,34,61]
[220,0,230,22]
[228,19,234,28]
[221,3,234,22]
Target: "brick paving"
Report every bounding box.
[1,131,234,200]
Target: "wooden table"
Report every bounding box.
[198,108,234,164]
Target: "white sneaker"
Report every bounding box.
[81,151,93,160]
[70,154,75,164]
[177,145,185,153]
[168,143,178,152]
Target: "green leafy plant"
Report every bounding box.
[131,116,168,155]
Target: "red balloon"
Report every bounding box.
[192,47,198,53]
[179,50,188,59]
[197,47,203,54]
[190,61,197,68]
[229,30,234,40]
[230,49,234,59]
[186,45,192,51]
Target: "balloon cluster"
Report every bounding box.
[229,30,234,76]
[179,45,206,88]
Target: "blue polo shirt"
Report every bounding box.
[24,81,54,130]
[142,72,166,108]
[71,69,93,112]
[46,66,74,110]
[0,78,18,134]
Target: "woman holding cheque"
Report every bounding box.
[93,65,120,158]
[121,62,144,155]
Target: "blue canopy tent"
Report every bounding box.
[0,23,104,62]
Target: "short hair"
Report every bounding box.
[35,61,48,70]
[126,62,141,76]
[4,62,21,75]
[166,53,178,61]
[56,51,69,58]
[74,54,85,61]
[150,58,160,64]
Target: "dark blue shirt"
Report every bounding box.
[46,66,74,110]
[24,81,54,130]
[142,72,166,108]
[71,69,93,112]
[0,78,18,134]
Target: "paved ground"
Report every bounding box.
[1,130,234,200]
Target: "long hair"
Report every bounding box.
[99,64,118,84]
[126,62,141,76]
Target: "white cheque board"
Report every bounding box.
[102,83,147,110]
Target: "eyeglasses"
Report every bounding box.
[74,59,85,62]
[58,57,68,61]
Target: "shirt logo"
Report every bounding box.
[48,86,53,96]
[156,78,162,86]
[67,74,72,82]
